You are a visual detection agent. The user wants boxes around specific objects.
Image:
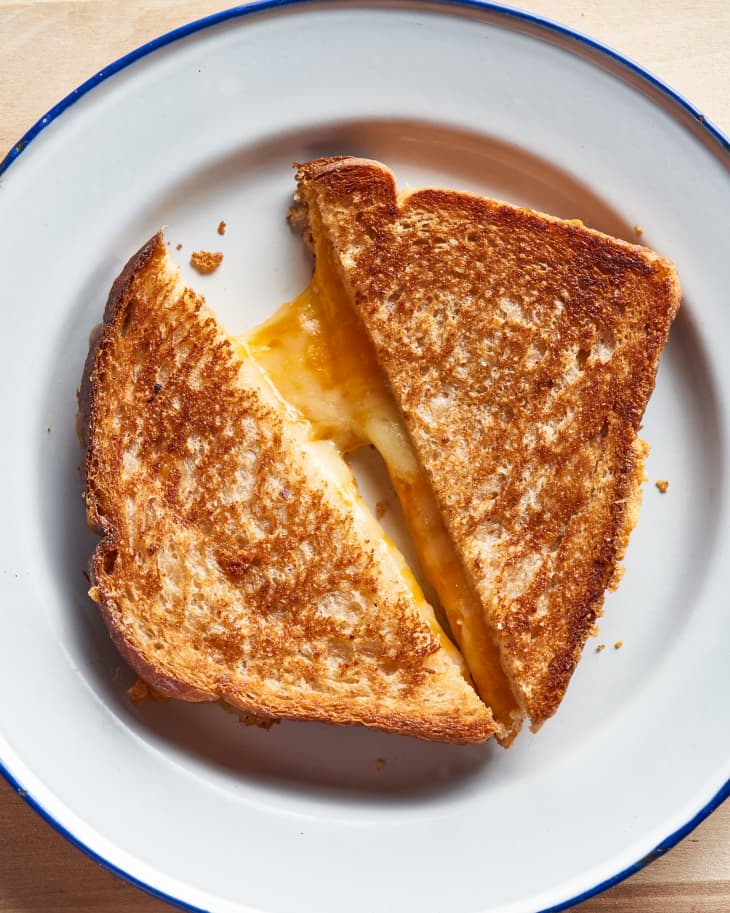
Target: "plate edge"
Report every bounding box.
[0,0,729,176]
[0,761,213,913]
[1,2,728,913]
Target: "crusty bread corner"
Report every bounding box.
[78,231,495,744]
[294,157,681,729]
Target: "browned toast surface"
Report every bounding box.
[295,157,681,726]
[79,232,495,743]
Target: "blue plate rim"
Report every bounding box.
[1,0,728,176]
[1,2,728,912]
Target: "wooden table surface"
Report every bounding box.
[1,1,728,911]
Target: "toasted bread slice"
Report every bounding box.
[293,157,681,730]
[79,232,495,743]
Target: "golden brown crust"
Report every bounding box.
[296,157,681,726]
[80,232,494,744]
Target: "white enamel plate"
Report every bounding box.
[1,2,728,912]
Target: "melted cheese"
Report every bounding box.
[233,334,459,664]
[240,241,521,739]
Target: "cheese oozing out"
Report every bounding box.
[230,345,464,670]
[239,233,522,742]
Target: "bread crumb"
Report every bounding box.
[614,640,623,650]
[607,563,625,591]
[175,243,182,251]
[190,250,223,274]
[655,479,669,493]
[128,677,150,703]
[218,701,279,729]
[375,758,386,772]
[128,677,170,703]
[595,643,605,653]
[217,220,226,235]
[634,224,644,237]
[375,500,387,520]
[238,714,278,730]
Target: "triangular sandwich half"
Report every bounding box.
[78,232,495,743]
[253,157,680,741]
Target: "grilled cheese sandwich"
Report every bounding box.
[291,155,680,730]
[81,155,680,747]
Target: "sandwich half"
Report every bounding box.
[249,157,681,742]
[79,232,495,743]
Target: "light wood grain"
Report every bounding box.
[0,2,728,912]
